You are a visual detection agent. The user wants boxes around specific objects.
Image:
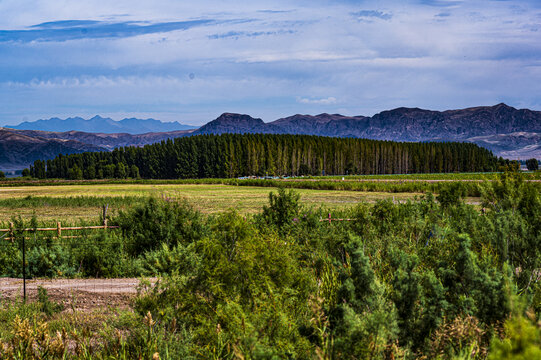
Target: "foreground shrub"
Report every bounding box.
[72,231,136,277]
[116,197,206,256]
[135,210,316,358]
[488,314,541,360]
[260,187,301,234]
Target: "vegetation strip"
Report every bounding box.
[0,171,539,358]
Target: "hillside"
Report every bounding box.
[467,132,541,159]
[0,128,105,170]
[8,128,194,150]
[0,127,194,170]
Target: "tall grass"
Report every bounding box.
[0,195,142,208]
[1,172,540,197]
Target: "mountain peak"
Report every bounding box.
[89,115,108,120]
[216,112,262,121]
[195,113,265,135]
[493,103,515,111]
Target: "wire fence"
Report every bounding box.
[0,206,150,309]
[0,207,354,308]
[0,230,145,309]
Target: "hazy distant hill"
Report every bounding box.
[0,128,105,170]
[8,128,195,150]
[6,115,196,134]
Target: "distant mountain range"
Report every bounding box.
[1,103,540,171]
[193,103,541,159]
[194,103,541,141]
[6,115,196,134]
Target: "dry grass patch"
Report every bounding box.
[0,184,422,222]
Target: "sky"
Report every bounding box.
[0,0,540,126]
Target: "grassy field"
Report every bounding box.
[0,183,426,223]
[5,170,530,223]
[2,171,539,186]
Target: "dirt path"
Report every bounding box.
[0,277,155,311]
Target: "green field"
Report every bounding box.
[3,172,522,223]
[0,183,426,223]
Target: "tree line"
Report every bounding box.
[27,134,502,179]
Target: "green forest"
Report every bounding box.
[0,170,540,358]
[28,134,501,179]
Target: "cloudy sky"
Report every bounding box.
[0,0,540,126]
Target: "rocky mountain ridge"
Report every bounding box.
[195,103,541,142]
[193,103,541,158]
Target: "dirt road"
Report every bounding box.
[0,277,155,310]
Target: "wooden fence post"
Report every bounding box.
[57,222,61,238]
[103,204,108,229]
[328,213,332,224]
[9,222,13,240]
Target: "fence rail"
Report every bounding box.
[320,213,358,223]
[0,223,119,241]
[0,205,118,241]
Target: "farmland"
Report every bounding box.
[0,182,426,223]
[4,171,541,223]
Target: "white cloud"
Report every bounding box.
[297,97,337,105]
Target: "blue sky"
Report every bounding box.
[0,0,540,126]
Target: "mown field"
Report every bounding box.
[6,172,540,223]
[5,172,540,223]
[0,182,427,223]
[0,178,490,223]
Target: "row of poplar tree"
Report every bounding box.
[28,134,501,179]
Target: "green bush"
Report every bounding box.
[488,315,541,359]
[37,286,63,316]
[72,232,135,277]
[260,187,301,234]
[115,197,206,256]
[26,244,76,278]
